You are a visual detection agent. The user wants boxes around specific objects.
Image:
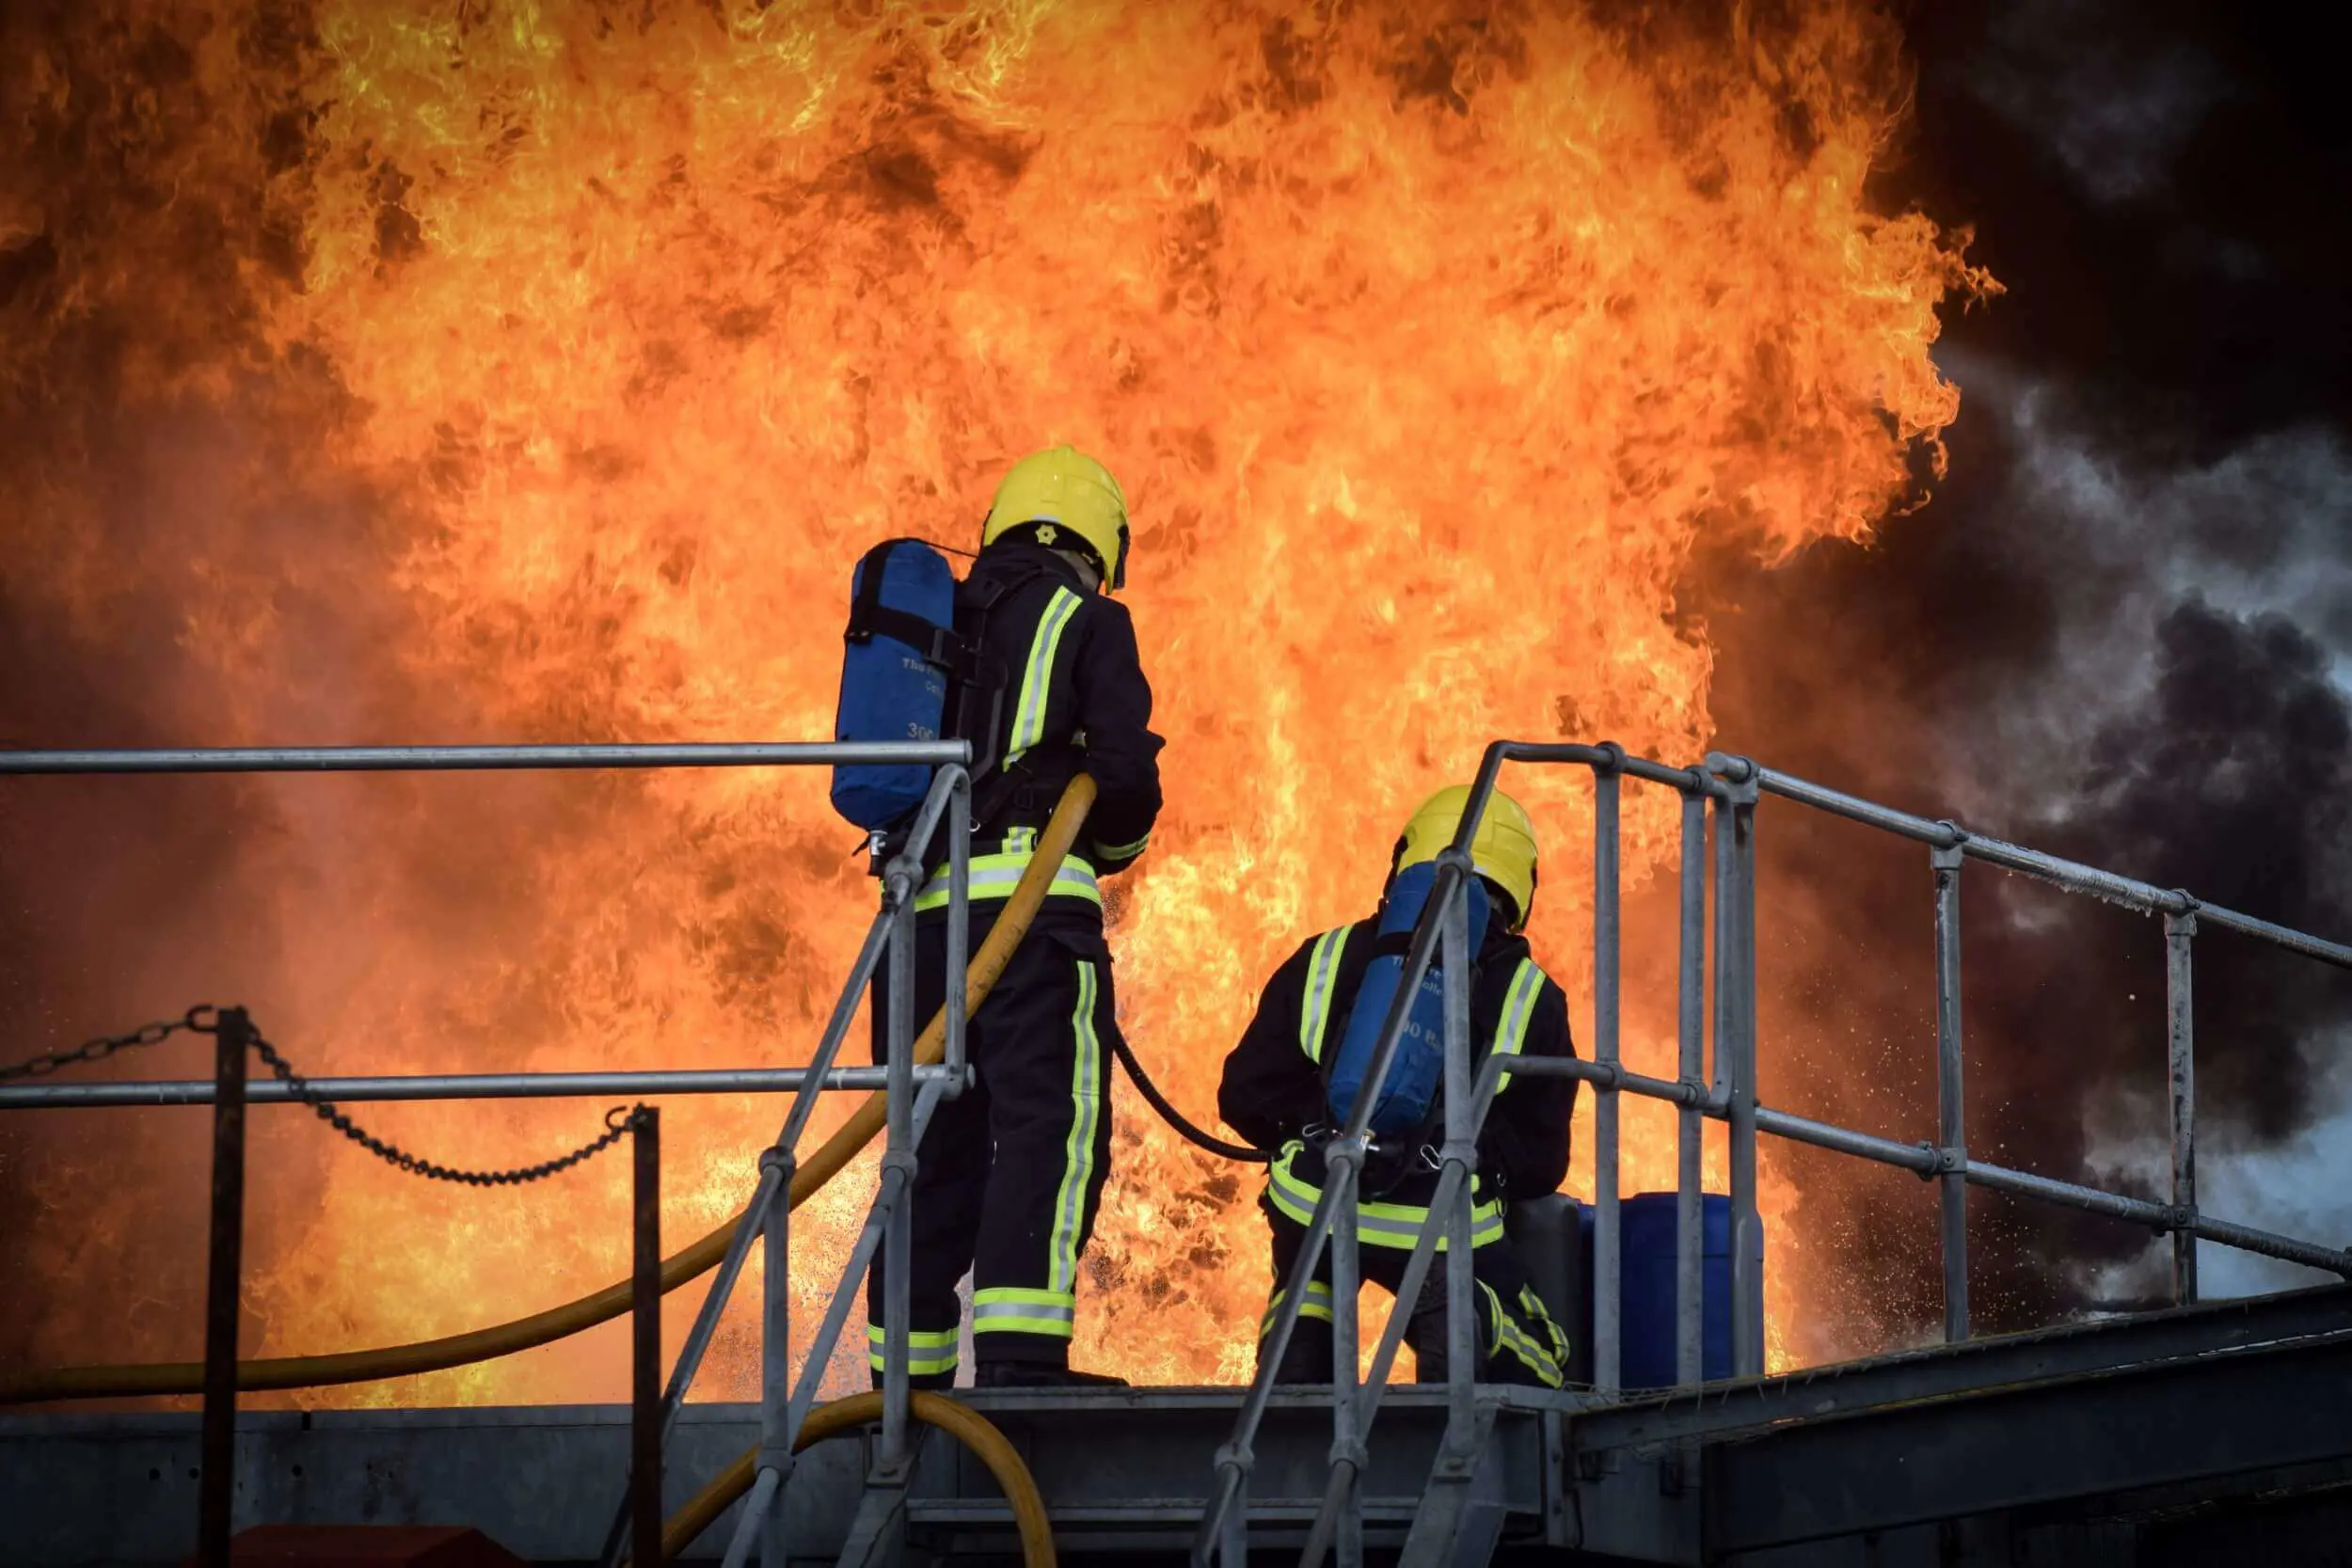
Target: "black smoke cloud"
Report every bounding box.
[1695,0,2352,1347]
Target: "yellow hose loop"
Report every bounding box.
[0,777,1098,1406]
[651,1391,1056,1568]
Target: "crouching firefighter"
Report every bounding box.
[1216,786,1576,1387]
[863,445,1164,1390]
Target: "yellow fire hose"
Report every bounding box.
[645,1391,1055,1566]
[0,775,1096,1405]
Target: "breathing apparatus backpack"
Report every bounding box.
[830,539,970,832]
[1324,861,1492,1144]
[830,538,1051,844]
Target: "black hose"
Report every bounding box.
[1107,1034,1273,1163]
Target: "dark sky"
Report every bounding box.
[1698,0,2352,1333]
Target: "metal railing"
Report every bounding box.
[15,736,2352,1568]
[0,739,973,1568]
[1196,740,2352,1568]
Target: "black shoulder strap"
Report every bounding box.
[1315,928,1379,1099]
[947,561,1056,792]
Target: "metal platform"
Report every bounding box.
[8,1285,2350,1567]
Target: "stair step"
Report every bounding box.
[907,1497,1423,1528]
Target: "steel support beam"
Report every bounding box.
[1702,1316,2352,1553]
[1575,1283,2352,1452]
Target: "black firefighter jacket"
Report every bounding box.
[941,540,1165,957]
[1216,916,1578,1212]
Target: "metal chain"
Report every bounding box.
[8,1005,638,1184]
[247,1031,641,1186]
[0,1005,219,1082]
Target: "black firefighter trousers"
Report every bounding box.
[1258,1204,1570,1388]
[866,905,1118,1387]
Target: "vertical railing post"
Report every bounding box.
[1326,1130,1364,1568]
[1931,842,1970,1342]
[1592,757,1623,1395]
[946,769,972,1085]
[1219,1481,1250,1568]
[1327,1128,1364,1568]
[1675,790,1707,1388]
[1440,859,1477,1433]
[880,856,920,1471]
[2167,908,2199,1305]
[630,1106,663,1568]
[1722,783,1765,1377]
[198,1006,252,1568]
[755,1141,795,1568]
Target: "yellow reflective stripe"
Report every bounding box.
[1265,1148,1504,1251]
[971,1316,1073,1338]
[868,1324,961,1346]
[915,850,1100,912]
[1298,928,1352,1065]
[972,1287,1077,1308]
[1491,958,1545,1090]
[971,1287,1076,1337]
[1259,1279,1335,1338]
[1519,1286,1571,1368]
[971,1286,1077,1339]
[1049,961,1104,1293]
[1005,587,1083,763]
[867,1324,961,1374]
[1482,1280,1564,1387]
[1093,830,1152,861]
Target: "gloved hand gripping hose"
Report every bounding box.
[0,777,1098,1406]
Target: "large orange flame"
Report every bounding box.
[2,0,1986,1402]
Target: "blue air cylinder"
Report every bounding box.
[830,540,958,832]
[1327,861,1491,1137]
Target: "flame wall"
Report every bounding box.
[0,0,1984,1402]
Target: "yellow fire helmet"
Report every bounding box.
[980,444,1132,591]
[1395,784,1540,930]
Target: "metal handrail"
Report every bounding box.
[1706,753,2352,967]
[0,741,968,774]
[0,740,974,1568]
[0,1065,961,1109]
[1212,738,2352,1568]
[16,737,2352,1565]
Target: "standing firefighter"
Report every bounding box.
[867,445,1163,1389]
[1217,786,1577,1386]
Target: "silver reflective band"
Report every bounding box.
[971,1299,1076,1324]
[914,856,1101,911]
